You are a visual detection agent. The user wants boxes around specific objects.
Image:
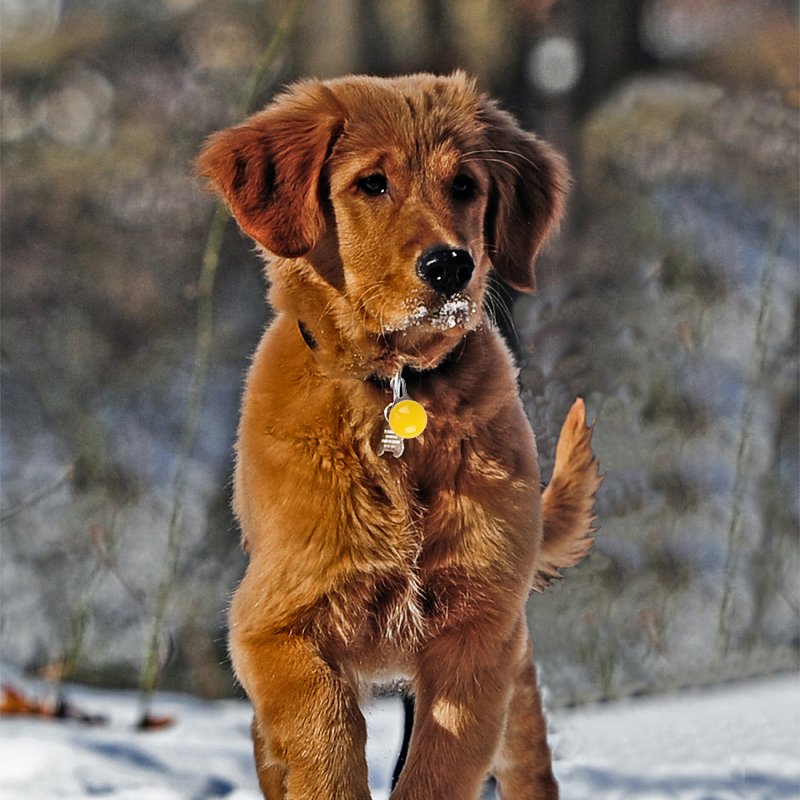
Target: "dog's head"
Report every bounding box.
[198,73,567,377]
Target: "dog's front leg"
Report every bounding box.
[231,631,370,800]
[391,615,527,800]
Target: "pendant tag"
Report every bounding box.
[377,372,427,458]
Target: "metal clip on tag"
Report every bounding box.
[377,372,428,458]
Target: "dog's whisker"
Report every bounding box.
[484,282,521,352]
[352,283,385,322]
[461,156,523,179]
[319,298,340,323]
[461,147,542,170]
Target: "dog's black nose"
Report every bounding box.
[416,247,474,297]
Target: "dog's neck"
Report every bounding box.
[296,317,474,389]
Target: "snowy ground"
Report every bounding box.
[1,667,798,800]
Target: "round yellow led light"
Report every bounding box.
[388,399,427,439]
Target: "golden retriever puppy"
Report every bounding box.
[198,72,600,800]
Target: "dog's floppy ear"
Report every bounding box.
[197,83,345,257]
[479,99,569,292]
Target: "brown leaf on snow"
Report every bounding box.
[136,712,176,731]
[1,684,50,717]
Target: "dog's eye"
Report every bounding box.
[356,173,388,196]
[451,174,477,201]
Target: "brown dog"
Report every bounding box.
[198,72,600,800]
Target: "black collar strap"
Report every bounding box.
[298,320,318,351]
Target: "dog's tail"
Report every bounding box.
[533,398,603,592]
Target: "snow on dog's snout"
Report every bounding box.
[388,295,480,332]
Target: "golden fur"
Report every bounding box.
[198,72,601,800]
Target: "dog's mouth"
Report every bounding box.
[362,293,482,375]
[379,293,480,335]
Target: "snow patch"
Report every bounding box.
[1,667,797,799]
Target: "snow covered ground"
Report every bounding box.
[1,668,798,800]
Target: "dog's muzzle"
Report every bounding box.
[416,247,474,297]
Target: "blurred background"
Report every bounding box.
[1,0,798,707]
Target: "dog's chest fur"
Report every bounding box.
[295,407,527,669]
[307,513,497,671]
